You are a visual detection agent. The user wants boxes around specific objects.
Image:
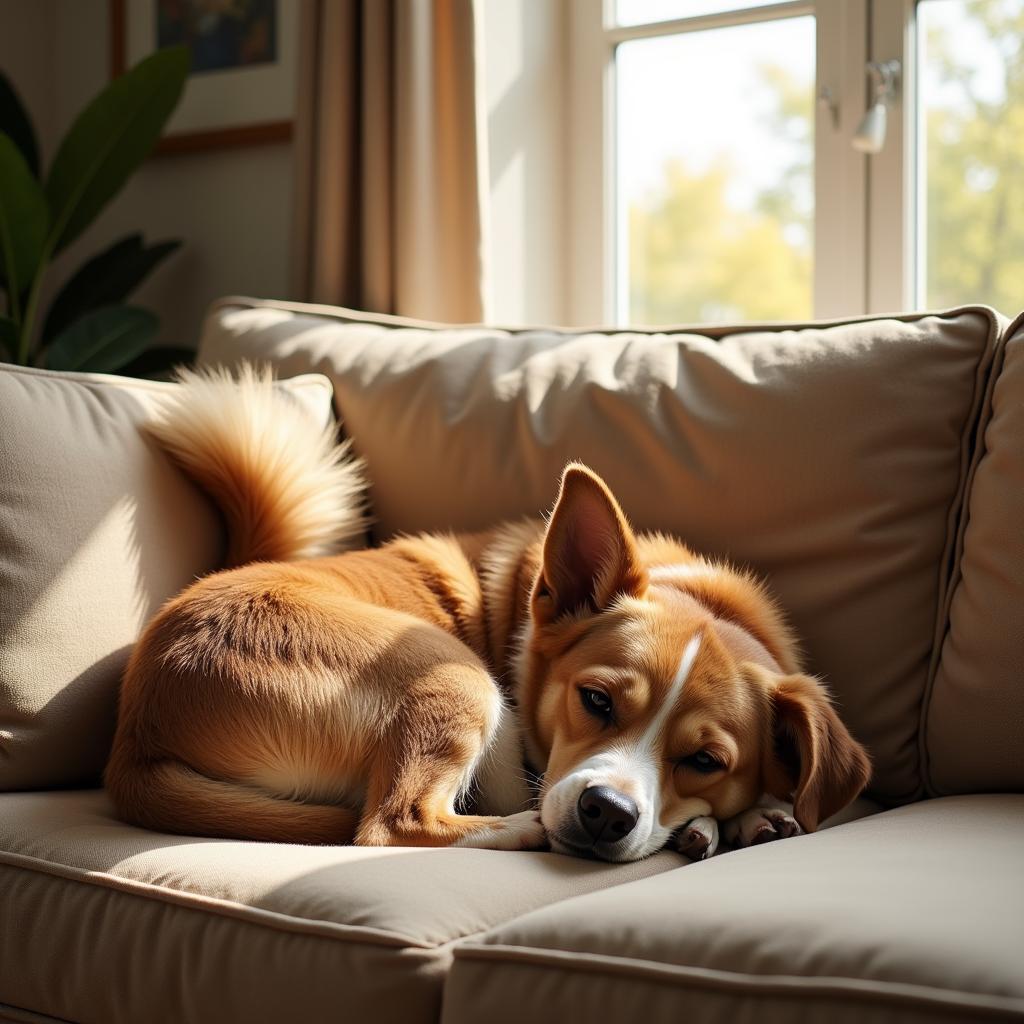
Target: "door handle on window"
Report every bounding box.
[818,86,840,131]
[853,60,901,154]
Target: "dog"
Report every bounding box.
[106,367,871,863]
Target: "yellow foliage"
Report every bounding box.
[626,2,1024,323]
[628,158,811,325]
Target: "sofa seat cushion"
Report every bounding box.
[443,796,1024,1024]
[198,298,1004,804]
[0,790,679,1024]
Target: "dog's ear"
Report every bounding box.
[534,463,647,623]
[758,670,871,833]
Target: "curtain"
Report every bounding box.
[291,0,489,322]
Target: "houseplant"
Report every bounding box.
[0,46,191,375]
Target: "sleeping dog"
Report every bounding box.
[106,368,870,862]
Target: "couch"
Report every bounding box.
[1,299,1022,1024]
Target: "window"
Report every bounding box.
[568,0,1024,324]
[616,0,785,25]
[916,0,1024,313]
[617,13,816,323]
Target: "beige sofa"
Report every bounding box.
[1,299,1022,1024]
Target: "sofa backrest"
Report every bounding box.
[926,311,1024,795]
[0,364,336,790]
[198,297,1006,804]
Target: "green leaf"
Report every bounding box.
[42,234,181,343]
[117,345,194,379]
[0,133,48,298]
[0,315,16,362]
[45,46,189,254]
[44,305,159,373]
[0,71,40,178]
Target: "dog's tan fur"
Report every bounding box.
[106,370,870,858]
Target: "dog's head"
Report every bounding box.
[519,464,871,862]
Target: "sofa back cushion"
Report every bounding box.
[199,298,1001,803]
[0,363,335,790]
[926,312,1024,794]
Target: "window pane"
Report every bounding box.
[617,17,815,324]
[616,1,782,27]
[918,0,1024,312]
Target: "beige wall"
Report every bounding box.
[0,0,55,161]
[0,0,568,347]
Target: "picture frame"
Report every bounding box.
[109,0,297,155]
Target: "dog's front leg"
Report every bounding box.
[670,815,720,861]
[358,790,546,851]
[723,797,803,848]
[353,652,547,852]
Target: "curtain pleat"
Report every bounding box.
[291,0,489,322]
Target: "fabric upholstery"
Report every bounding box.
[0,789,679,1024]
[443,796,1024,1024]
[197,298,1003,803]
[0,364,335,791]
[927,312,1024,794]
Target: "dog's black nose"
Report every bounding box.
[577,785,639,843]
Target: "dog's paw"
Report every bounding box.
[454,810,547,851]
[724,805,803,848]
[671,815,719,861]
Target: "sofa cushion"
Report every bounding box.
[442,795,1024,1024]
[198,298,1003,803]
[0,790,679,1024]
[0,363,335,791]
[927,312,1024,795]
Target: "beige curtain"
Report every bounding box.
[291,0,489,322]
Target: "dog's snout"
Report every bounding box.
[577,785,639,843]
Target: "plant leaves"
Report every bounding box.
[45,46,189,254]
[42,234,181,343]
[0,133,48,297]
[44,305,159,373]
[0,315,16,362]
[0,71,40,178]
[117,345,195,380]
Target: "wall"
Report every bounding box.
[1,0,294,353]
[0,0,55,161]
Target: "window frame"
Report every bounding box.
[566,0,927,325]
[867,0,917,314]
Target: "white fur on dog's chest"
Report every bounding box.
[471,699,534,816]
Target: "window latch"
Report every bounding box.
[853,60,901,154]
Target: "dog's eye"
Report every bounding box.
[579,687,613,718]
[678,750,724,774]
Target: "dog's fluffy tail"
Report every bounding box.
[149,364,366,566]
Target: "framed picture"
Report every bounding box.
[110,0,298,155]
